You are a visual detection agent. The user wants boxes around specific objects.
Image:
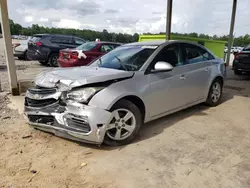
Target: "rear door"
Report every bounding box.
[86,43,103,60]
[181,43,213,102]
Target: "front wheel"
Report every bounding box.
[205,79,223,106]
[104,99,142,146]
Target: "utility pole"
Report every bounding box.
[0,0,19,95]
[166,0,173,40]
[226,0,237,66]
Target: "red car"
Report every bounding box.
[58,41,121,67]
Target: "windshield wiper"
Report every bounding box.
[114,55,128,71]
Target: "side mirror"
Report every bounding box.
[152,61,173,73]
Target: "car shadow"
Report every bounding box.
[134,94,234,144]
[84,91,234,151]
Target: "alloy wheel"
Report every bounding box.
[106,108,136,141]
[211,82,221,102]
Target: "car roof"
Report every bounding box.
[33,34,83,38]
[87,41,122,45]
[124,40,206,47]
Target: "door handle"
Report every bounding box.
[205,67,209,72]
[180,75,186,80]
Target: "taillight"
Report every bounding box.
[234,53,240,60]
[59,51,63,57]
[12,43,20,48]
[35,42,43,46]
[70,52,79,59]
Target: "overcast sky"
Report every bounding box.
[7,0,250,36]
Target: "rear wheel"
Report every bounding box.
[234,70,242,75]
[49,53,59,67]
[104,99,142,146]
[24,51,30,60]
[205,79,223,107]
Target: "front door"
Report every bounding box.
[145,44,191,118]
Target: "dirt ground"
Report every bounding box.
[1,40,250,187]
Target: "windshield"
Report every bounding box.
[89,45,157,71]
[76,42,97,51]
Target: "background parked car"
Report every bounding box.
[58,41,121,67]
[27,34,85,66]
[232,44,250,75]
[12,39,30,60]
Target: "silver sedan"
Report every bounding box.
[24,40,226,146]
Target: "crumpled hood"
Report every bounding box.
[35,66,134,90]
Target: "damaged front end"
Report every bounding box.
[24,86,112,144]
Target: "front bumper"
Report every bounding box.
[25,99,112,144]
[13,50,25,57]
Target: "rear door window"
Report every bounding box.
[50,36,72,44]
[76,42,97,51]
[100,44,115,52]
[74,38,85,45]
[183,44,214,64]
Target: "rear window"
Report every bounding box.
[243,45,250,51]
[76,42,97,51]
[74,38,85,45]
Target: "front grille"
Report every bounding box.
[28,115,54,124]
[28,86,57,95]
[66,117,91,133]
[25,98,57,107]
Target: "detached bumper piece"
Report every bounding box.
[25,87,112,144]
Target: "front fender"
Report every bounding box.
[89,87,144,111]
[88,73,148,110]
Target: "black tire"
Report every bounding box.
[205,78,223,107]
[24,51,30,61]
[234,70,242,75]
[39,60,49,66]
[49,53,59,67]
[103,99,142,146]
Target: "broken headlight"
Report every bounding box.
[67,87,104,103]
